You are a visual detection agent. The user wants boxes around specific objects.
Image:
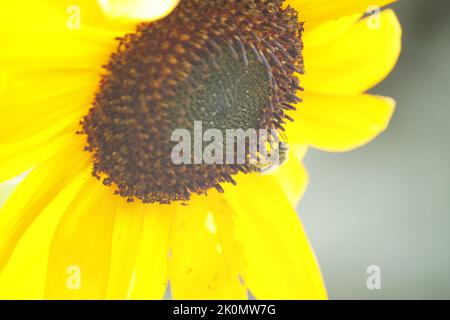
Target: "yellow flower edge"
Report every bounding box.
[0,0,401,299]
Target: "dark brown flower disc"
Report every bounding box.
[82,0,304,204]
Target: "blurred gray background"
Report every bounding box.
[300,0,450,299]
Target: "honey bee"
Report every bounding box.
[250,141,290,174]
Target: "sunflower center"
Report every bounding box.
[82,0,304,204]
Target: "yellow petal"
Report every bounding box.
[0,70,100,144]
[0,139,90,273]
[0,2,117,146]
[169,193,246,300]
[39,0,174,32]
[0,73,7,96]
[1,1,78,33]
[0,169,89,299]
[288,0,396,29]
[44,177,118,299]
[106,201,171,300]
[269,147,309,208]
[223,175,327,300]
[128,205,171,300]
[286,91,395,152]
[0,176,23,209]
[105,200,146,299]
[0,1,118,144]
[303,13,361,48]
[301,10,402,94]
[0,127,82,184]
[1,1,117,73]
[97,0,180,23]
[43,0,126,31]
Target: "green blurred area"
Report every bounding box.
[301,0,450,299]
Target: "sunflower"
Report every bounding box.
[0,0,401,300]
